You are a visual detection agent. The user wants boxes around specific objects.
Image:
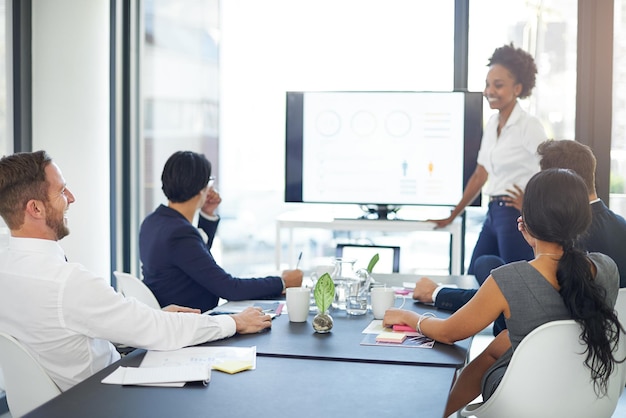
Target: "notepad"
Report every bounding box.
[101,365,211,387]
[212,360,254,374]
[392,324,415,332]
[375,332,407,344]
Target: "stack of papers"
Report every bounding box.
[101,346,257,387]
[360,320,435,349]
[375,332,407,344]
[102,365,210,387]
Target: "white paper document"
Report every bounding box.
[402,282,458,290]
[101,364,210,387]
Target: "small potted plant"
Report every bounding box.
[366,253,380,275]
[312,272,335,333]
[355,253,380,293]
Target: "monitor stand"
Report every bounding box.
[358,204,401,220]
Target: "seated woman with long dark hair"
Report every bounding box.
[384,168,623,416]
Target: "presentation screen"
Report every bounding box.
[285,91,483,211]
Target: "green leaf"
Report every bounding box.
[366,253,380,274]
[314,273,335,313]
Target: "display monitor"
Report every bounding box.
[285,91,483,219]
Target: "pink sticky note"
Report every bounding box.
[392,324,415,332]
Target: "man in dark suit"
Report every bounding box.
[414,140,626,335]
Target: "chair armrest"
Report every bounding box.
[460,402,484,417]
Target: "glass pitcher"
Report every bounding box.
[331,258,368,312]
[331,258,355,310]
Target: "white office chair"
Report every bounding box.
[0,332,61,417]
[113,271,161,309]
[615,288,626,327]
[460,320,626,418]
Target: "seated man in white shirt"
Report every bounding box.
[0,150,271,391]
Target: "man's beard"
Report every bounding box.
[45,202,69,240]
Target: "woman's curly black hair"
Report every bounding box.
[487,43,537,99]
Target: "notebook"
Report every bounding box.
[205,300,284,319]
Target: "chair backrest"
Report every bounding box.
[0,332,61,418]
[461,320,626,418]
[113,271,161,309]
[615,288,626,327]
[335,244,400,273]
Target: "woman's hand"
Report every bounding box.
[504,184,524,211]
[428,216,455,229]
[382,308,418,329]
[201,187,222,217]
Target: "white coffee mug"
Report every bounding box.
[286,287,311,322]
[370,287,405,320]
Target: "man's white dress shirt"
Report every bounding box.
[0,237,235,391]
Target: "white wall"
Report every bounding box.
[31,0,111,280]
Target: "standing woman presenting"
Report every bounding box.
[431,43,548,274]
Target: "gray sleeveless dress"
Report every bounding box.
[481,252,619,399]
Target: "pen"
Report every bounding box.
[295,251,303,269]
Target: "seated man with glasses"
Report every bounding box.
[139,151,303,313]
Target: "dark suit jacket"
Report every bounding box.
[139,204,283,312]
[435,199,626,311]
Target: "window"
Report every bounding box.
[611,0,626,217]
[0,0,7,156]
[141,0,220,218]
[468,0,578,141]
[135,1,458,275]
[0,0,8,236]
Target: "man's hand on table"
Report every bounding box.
[162,304,201,313]
[413,277,438,304]
[232,307,273,334]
